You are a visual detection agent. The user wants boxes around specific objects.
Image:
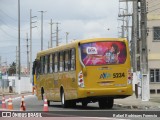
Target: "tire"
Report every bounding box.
[106,98,114,109]
[98,98,114,109]
[47,100,51,106]
[41,87,44,100]
[98,99,107,109]
[61,90,69,108]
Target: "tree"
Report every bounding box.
[8,62,16,76]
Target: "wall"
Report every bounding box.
[9,76,32,93]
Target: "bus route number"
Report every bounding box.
[113,73,125,78]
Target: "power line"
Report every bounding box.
[147,0,159,6]
[0,9,29,23]
[0,27,18,39]
[0,27,26,40]
[0,19,18,31]
[0,18,30,31]
[148,7,160,13]
[147,0,160,13]
[148,2,160,9]
[0,9,18,22]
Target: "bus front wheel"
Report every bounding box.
[61,90,69,108]
[47,100,51,106]
[98,97,114,109]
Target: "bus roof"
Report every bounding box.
[36,38,127,59]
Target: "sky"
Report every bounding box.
[0,0,131,67]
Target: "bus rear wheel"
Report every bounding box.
[98,97,114,109]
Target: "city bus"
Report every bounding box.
[32,38,133,109]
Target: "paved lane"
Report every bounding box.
[1,95,160,120]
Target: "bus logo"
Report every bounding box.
[86,47,97,54]
[99,73,111,79]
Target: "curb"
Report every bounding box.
[0,93,33,104]
[0,93,17,96]
[114,103,132,109]
[114,103,160,110]
[0,92,32,96]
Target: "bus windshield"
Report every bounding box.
[80,41,127,66]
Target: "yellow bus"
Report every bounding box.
[33,38,133,109]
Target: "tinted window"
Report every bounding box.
[80,41,127,66]
[54,53,58,72]
[59,51,64,72]
[71,49,76,70]
[64,50,69,71]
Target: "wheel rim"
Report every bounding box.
[62,92,65,105]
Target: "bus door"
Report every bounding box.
[33,59,41,98]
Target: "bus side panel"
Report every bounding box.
[36,75,46,100]
[65,71,77,100]
[52,73,61,101]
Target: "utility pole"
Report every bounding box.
[140,0,149,101]
[18,0,21,80]
[16,46,18,75]
[132,0,139,72]
[118,13,132,39]
[122,11,125,38]
[0,56,1,70]
[30,9,37,84]
[26,33,29,75]
[38,11,46,50]
[18,0,21,94]
[55,22,60,46]
[119,0,132,39]
[49,19,53,48]
[0,56,1,80]
[126,0,129,40]
[66,32,69,44]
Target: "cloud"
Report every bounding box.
[0,0,119,65]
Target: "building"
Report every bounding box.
[147,0,160,94]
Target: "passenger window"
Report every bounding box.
[40,56,45,74]
[71,49,76,70]
[47,55,50,73]
[49,54,52,73]
[64,50,69,71]
[59,51,64,72]
[52,54,55,73]
[45,56,48,74]
[54,53,58,72]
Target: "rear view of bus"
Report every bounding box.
[78,38,133,109]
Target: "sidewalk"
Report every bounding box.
[0,92,32,101]
[114,94,160,110]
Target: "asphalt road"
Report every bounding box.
[10,95,128,111]
[1,95,160,120]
